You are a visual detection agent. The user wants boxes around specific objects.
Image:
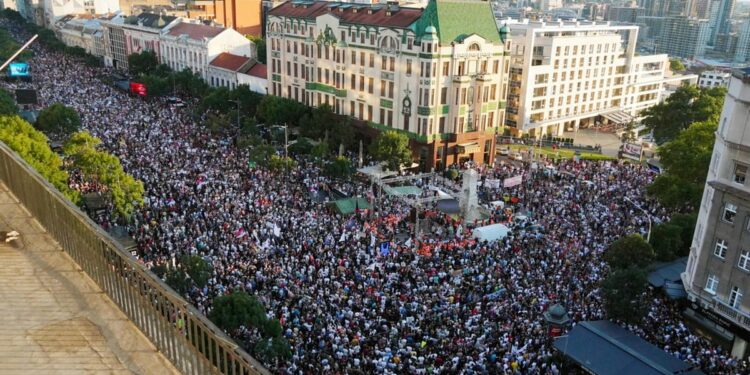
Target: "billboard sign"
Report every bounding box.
[7,62,30,77]
[621,143,643,161]
[129,82,147,97]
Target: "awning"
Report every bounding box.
[331,197,371,215]
[601,110,634,124]
[457,142,480,154]
[384,186,423,196]
[554,320,705,375]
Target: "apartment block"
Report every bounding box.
[266,0,511,169]
[504,20,690,137]
[656,16,710,59]
[683,67,750,359]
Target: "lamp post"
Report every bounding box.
[624,196,652,242]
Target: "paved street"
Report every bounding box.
[0,182,179,375]
[564,128,622,157]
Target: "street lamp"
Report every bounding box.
[624,196,652,242]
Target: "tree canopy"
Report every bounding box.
[603,234,655,270]
[36,103,81,137]
[0,115,78,202]
[245,35,266,64]
[369,130,413,171]
[641,85,725,144]
[63,131,144,217]
[647,121,716,210]
[669,59,685,72]
[602,266,649,323]
[128,50,160,76]
[0,89,18,116]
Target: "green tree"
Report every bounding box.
[649,223,683,261]
[602,266,649,323]
[326,156,353,178]
[0,115,78,203]
[246,35,266,64]
[369,130,413,171]
[208,291,267,332]
[669,59,685,72]
[173,69,210,97]
[63,131,144,217]
[181,255,213,289]
[641,85,724,144]
[165,268,191,294]
[201,86,234,113]
[268,155,296,172]
[205,112,232,134]
[288,137,313,155]
[254,337,292,361]
[0,89,18,115]
[136,74,171,97]
[669,213,697,256]
[647,121,716,210]
[36,103,81,137]
[249,143,275,167]
[128,50,159,76]
[310,142,330,159]
[603,234,655,270]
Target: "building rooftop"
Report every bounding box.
[123,12,177,29]
[269,1,423,28]
[245,62,267,78]
[167,21,224,40]
[270,0,504,45]
[209,52,253,72]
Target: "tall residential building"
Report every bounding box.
[606,6,644,24]
[656,16,710,58]
[735,19,750,63]
[504,20,691,137]
[708,0,735,45]
[266,0,511,169]
[683,67,750,359]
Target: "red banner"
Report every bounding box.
[129,82,147,97]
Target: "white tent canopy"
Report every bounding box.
[472,224,510,242]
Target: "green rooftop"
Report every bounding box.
[413,0,502,45]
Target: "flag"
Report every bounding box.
[404,238,412,248]
[273,224,281,237]
[379,242,390,256]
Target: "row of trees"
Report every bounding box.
[2,9,101,67]
[62,132,145,217]
[0,115,79,202]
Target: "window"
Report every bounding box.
[734,164,747,185]
[723,203,738,223]
[730,286,743,308]
[705,274,719,294]
[406,59,412,75]
[739,250,750,271]
[714,239,728,258]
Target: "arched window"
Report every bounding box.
[469,43,481,51]
[379,36,399,53]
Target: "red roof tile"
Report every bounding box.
[269,2,423,28]
[168,22,224,40]
[246,63,267,79]
[209,52,252,71]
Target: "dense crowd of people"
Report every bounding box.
[2,17,748,374]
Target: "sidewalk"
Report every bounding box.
[0,182,180,375]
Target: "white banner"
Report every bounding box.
[485,179,501,189]
[503,175,523,188]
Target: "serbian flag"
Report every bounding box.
[233,227,248,239]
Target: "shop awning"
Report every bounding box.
[554,320,704,375]
[457,142,480,154]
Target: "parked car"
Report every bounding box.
[167,97,185,107]
[498,148,510,156]
[512,152,523,161]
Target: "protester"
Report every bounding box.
[1,17,746,374]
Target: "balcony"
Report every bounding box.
[714,297,750,329]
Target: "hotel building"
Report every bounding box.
[266,0,511,169]
[683,67,750,359]
[504,19,694,137]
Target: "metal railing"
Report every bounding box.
[0,142,269,375]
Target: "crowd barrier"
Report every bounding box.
[0,142,269,375]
